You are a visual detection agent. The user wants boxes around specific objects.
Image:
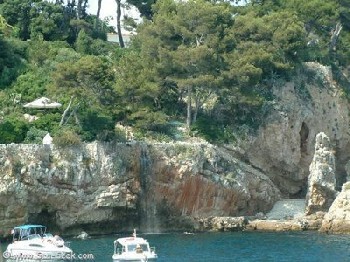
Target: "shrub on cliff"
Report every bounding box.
[52,128,82,147]
[24,127,49,144]
[0,115,28,143]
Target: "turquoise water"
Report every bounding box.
[68,231,350,261]
[2,231,350,261]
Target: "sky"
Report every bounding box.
[46,0,140,30]
[87,0,141,30]
[49,0,248,31]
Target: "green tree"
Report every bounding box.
[0,114,29,143]
[0,37,26,89]
[0,0,107,43]
[27,40,70,67]
[12,41,73,102]
[52,55,116,106]
[29,1,69,41]
[0,0,34,40]
[12,68,49,101]
[75,29,93,54]
[0,14,13,35]
[51,55,117,139]
[137,0,233,129]
[114,50,167,131]
[80,109,115,141]
[126,0,155,20]
[226,10,307,87]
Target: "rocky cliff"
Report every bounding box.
[0,142,280,237]
[242,62,350,197]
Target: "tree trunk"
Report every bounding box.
[59,97,74,126]
[82,0,88,16]
[115,0,125,48]
[97,0,102,20]
[77,0,83,19]
[76,0,88,19]
[62,103,81,127]
[192,94,200,124]
[186,86,192,130]
[95,0,102,29]
[329,22,343,53]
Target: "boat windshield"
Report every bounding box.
[26,234,42,240]
[128,244,149,252]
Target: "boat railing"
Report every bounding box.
[150,247,156,253]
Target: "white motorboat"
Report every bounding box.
[112,229,157,262]
[4,224,73,261]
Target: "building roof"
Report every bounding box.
[23,97,61,109]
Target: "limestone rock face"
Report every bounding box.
[148,143,281,221]
[320,182,350,233]
[243,62,350,197]
[0,142,280,237]
[305,132,336,215]
[246,220,305,232]
[0,143,141,237]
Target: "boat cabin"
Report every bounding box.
[12,225,47,241]
[112,230,157,261]
[114,237,151,254]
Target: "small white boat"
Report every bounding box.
[112,229,157,262]
[4,224,73,261]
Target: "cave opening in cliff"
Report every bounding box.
[335,147,347,191]
[299,122,310,198]
[300,122,309,154]
[292,178,308,198]
[28,208,59,233]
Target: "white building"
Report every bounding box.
[107,32,135,47]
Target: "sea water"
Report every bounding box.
[66,231,350,261]
[2,231,350,261]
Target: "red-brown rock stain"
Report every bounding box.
[153,175,240,217]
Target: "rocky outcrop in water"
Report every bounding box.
[198,216,248,231]
[320,182,350,233]
[305,132,337,215]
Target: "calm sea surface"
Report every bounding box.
[2,231,350,262]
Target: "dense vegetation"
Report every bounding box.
[0,0,349,144]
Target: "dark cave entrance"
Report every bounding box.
[28,208,59,233]
[297,122,309,198]
[300,122,309,154]
[335,149,348,191]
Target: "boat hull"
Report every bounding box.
[112,253,157,262]
[5,225,73,261]
[112,258,157,262]
[5,243,73,261]
[4,251,73,261]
